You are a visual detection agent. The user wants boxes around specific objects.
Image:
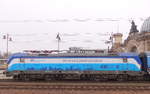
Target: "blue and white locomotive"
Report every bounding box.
[5,51,150,81]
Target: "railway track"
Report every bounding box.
[0,81,150,90]
[0,85,150,90]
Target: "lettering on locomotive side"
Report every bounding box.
[62,59,103,63]
[100,65,120,69]
[28,59,103,63]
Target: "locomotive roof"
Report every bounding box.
[9,52,139,57]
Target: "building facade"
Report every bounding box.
[112,17,150,53]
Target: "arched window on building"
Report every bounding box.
[130,46,137,52]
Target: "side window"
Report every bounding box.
[20,58,25,63]
[123,58,128,63]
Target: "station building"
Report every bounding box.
[112,17,150,53]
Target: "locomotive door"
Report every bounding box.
[139,54,147,72]
[123,57,128,71]
[146,56,150,73]
[19,58,25,70]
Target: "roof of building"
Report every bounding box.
[141,17,150,32]
[113,33,123,37]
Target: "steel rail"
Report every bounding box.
[0,82,150,90]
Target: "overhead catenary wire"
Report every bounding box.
[0,17,146,23]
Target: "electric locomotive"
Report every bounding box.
[4,51,150,81]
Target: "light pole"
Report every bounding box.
[105,32,113,53]
[144,31,146,52]
[56,33,61,53]
[3,34,12,57]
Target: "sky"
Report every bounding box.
[0,0,150,53]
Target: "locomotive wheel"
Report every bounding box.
[13,75,19,80]
[19,74,30,81]
[144,75,150,81]
[80,74,89,80]
[45,75,52,81]
[13,75,22,81]
[24,75,30,81]
[117,75,128,81]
